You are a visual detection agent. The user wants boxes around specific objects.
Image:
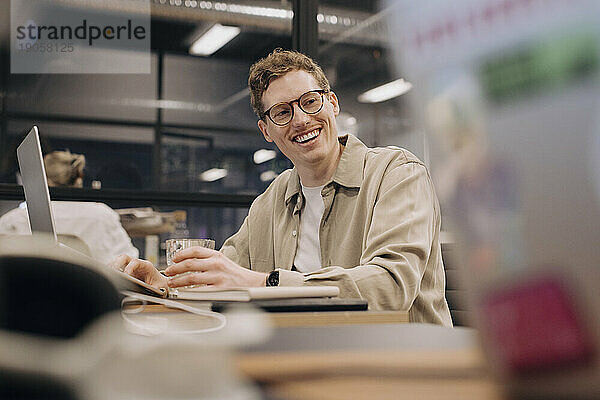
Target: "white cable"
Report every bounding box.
[120,291,227,336]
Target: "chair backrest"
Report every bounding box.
[0,370,78,400]
[442,243,470,326]
[0,255,120,338]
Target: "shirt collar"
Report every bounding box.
[284,133,367,205]
[332,133,367,188]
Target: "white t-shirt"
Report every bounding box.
[293,184,325,273]
[0,201,139,265]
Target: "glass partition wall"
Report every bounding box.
[0,0,407,253]
[317,1,426,157]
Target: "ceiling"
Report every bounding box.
[0,0,395,102]
[151,18,292,61]
[149,0,392,91]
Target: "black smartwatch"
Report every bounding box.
[266,270,279,287]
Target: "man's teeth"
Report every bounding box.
[294,130,319,143]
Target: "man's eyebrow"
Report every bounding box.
[268,89,322,106]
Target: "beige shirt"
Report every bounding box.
[222,134,452,325]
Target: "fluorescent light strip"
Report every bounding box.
[200,168,228,182]
[154,0,358,25]
[357,79,413,103]
[260,170,278,182]
[227,4,292,19]
[253,149,277,164]
[189,23,240,56]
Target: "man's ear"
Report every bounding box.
[329,91,340,117]
[258,119,273,142]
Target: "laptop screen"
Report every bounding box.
[16,126,58,241]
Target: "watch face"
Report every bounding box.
[268,270,279,286]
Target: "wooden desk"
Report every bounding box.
[130,304,409,328]
[122,304,499,399]
[267,310,408,327]
[236,324,504,400]
[236,349,502,400]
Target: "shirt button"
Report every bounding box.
[292,230,297,237]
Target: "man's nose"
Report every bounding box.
[291,103,310,127]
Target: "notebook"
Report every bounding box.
[162,285,339,302]
[16,126,342,302]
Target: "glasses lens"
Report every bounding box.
[270,104,292,125]
[300,91,323,113]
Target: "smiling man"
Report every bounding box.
[115,49,452,325]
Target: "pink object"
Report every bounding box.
[482,276,594,374]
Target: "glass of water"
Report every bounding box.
[165,238,215,267]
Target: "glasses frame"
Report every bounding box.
[262,89,330,126]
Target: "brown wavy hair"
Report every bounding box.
[44,150,85,188]
[248,48,330,119]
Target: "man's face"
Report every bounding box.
[257,70,340,171]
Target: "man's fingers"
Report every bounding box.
[167,271,219,287]
[108,254,132,271]
[171,246,215,263]
[164,258,211,276]
[122,259,140,278]
[123,259,154,281]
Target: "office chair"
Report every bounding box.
[0,254,120,338]
[442,243,471,326]
[0,234,122,399]
[0,370,78,400]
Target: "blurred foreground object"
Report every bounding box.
[0,234,121,338]
[237,323,498,400]
[388,0,600,397]
[0,234,266,400]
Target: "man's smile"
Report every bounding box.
[293,128,321,144]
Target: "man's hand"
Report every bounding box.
[109,254,168,289]
[163,246,267,288]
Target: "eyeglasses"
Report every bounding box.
[262,89,329,126]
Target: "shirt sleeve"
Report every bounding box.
[0,208,29,234]
[220,215,251,269]
[279,162,440,312]
[88,205,139,264]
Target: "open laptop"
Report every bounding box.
[388,0,600,397]
[15,126,344,304]
[16,126,57,241]
[15,126,163,296]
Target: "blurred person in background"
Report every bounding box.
[114,49,451,325]
[0,149,138,265]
